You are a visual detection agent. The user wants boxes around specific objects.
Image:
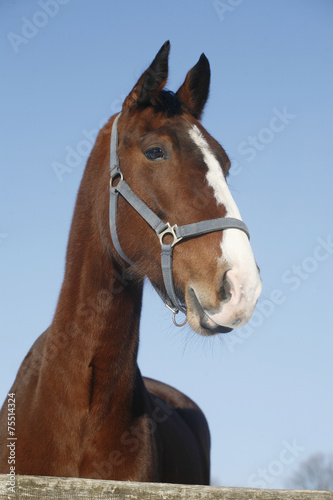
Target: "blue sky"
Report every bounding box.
[1,0,333,489]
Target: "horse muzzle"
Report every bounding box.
[186,269,262,336]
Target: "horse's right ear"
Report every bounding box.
[123,41,170,109]
[176,54,210,120]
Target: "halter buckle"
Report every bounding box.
[158,223,182,248]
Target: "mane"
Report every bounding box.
[137,89,183,117]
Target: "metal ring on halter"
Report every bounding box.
[172,310,188,327]
[158,223,183,248]
[165,303,187,327]
[110,171,123,189]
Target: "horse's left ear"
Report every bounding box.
[176,54,210,120]
[123,41,170,109]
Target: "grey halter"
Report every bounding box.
[109,113,250,326]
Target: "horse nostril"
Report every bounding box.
[219,271,232,302]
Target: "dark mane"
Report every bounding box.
[137,89,183,117]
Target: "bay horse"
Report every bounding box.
[0,41,261,484]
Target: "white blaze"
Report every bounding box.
[188,125,261,328]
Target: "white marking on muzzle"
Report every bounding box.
[188,125,262,328]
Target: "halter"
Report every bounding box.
[109,113,250,326]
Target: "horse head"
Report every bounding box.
[104,41,262,335]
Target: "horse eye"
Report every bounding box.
[144,147,166,161]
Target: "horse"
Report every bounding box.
[0,41,261,484]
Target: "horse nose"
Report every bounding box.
[219,271,232,303]
[219,269,248,306]
[204,268,261,329]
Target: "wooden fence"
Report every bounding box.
[0,474,332,499]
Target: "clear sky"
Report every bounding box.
[1,0,333,489]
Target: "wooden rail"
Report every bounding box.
[0,474,332,499]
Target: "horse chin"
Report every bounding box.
[186,287,233,336]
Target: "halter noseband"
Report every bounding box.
[109,113,250,326]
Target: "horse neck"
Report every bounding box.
[46,172,143,417]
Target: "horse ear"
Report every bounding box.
[123,41,170,109]
[176,54,210,120]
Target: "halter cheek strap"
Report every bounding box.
[109,113,250,326]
